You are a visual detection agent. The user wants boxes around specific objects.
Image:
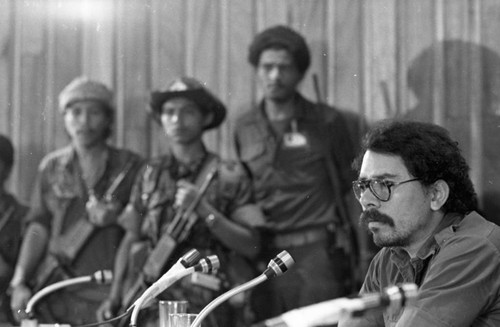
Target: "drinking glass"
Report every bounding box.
[158,300,188,327]
[169,313,199,327]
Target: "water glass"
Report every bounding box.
[169,313,199,327]
[159,300,188,327]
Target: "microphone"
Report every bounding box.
[139,255,220,308]
[254,283,419,327]
[24,270,113,317]
[190,251,295,327]
[129,252,219,327]
[128,249,200,311]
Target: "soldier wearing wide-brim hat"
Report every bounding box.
[149,77,226,130]
[102,77,264,327]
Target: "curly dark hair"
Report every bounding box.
[352,120,477,214]
[248,25,311,74]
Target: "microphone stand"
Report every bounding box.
[24,270,112,318]
[191,251,294,327]
[129,255,219,327]
[192,275,266,326]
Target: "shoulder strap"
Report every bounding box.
[194,153,219,188]
[0,205,15,234]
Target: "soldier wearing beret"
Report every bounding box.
[0,134,28,324]
[98,77,264,327]
[9,77,143,325]
[234,25,369,322]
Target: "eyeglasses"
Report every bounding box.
[352,178,421,202]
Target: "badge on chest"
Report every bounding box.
[283,119,308,148]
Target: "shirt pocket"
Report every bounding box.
[239,141,270,177]
[45,173,80,213]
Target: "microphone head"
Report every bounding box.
[264,251,295,279]
[91,270,113,284]
[383,283,418,311]
[196,255,220,273]
[180,248,201,268]
[398,283,418,307]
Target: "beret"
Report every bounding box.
[58,76,114,113]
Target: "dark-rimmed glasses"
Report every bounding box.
[352,178,421,202]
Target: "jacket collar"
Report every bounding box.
[250,92,317,123]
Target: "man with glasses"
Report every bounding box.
[339,120,500,326]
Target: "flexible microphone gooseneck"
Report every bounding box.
[138,255,219,309]
[129,253,219,327]
[254,283,419,327]
[24,270,113,317]
[190,251,295,327]
[129,249,201,310]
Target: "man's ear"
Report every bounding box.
[203,112,214,128]
[430,179,449,211]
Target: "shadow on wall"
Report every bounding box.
[399,40,500,225]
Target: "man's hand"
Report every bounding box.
[86,196,121,227]
[175,180,211,217]
[10,284,32,323]
[174,180,199,210]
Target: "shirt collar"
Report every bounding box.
[170,149,209,180]
[391,212,464,262]
[257,92,312,121]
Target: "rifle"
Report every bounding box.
[33,161,135,292]
[120,163,218,312]
[312,73,361,292]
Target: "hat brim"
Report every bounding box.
[149,89,226,129]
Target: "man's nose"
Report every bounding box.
[170,113,180,123]
[359,187,380,209]
[268,66,281,80]
[78,111,90,124]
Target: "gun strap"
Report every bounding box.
[141,154,219,281]
[103,160,135,200]
[0,205,15,235]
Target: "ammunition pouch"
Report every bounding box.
[142,233,177,282]
[34,217,96,291]
[49,217,95,265]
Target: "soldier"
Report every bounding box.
[234,25,371,322]
[9,77,143,325]
[97,77,264,327]
[0,134,28,324]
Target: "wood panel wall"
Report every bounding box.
[1,0,499,222]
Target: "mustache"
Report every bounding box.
[360,209,395,228]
